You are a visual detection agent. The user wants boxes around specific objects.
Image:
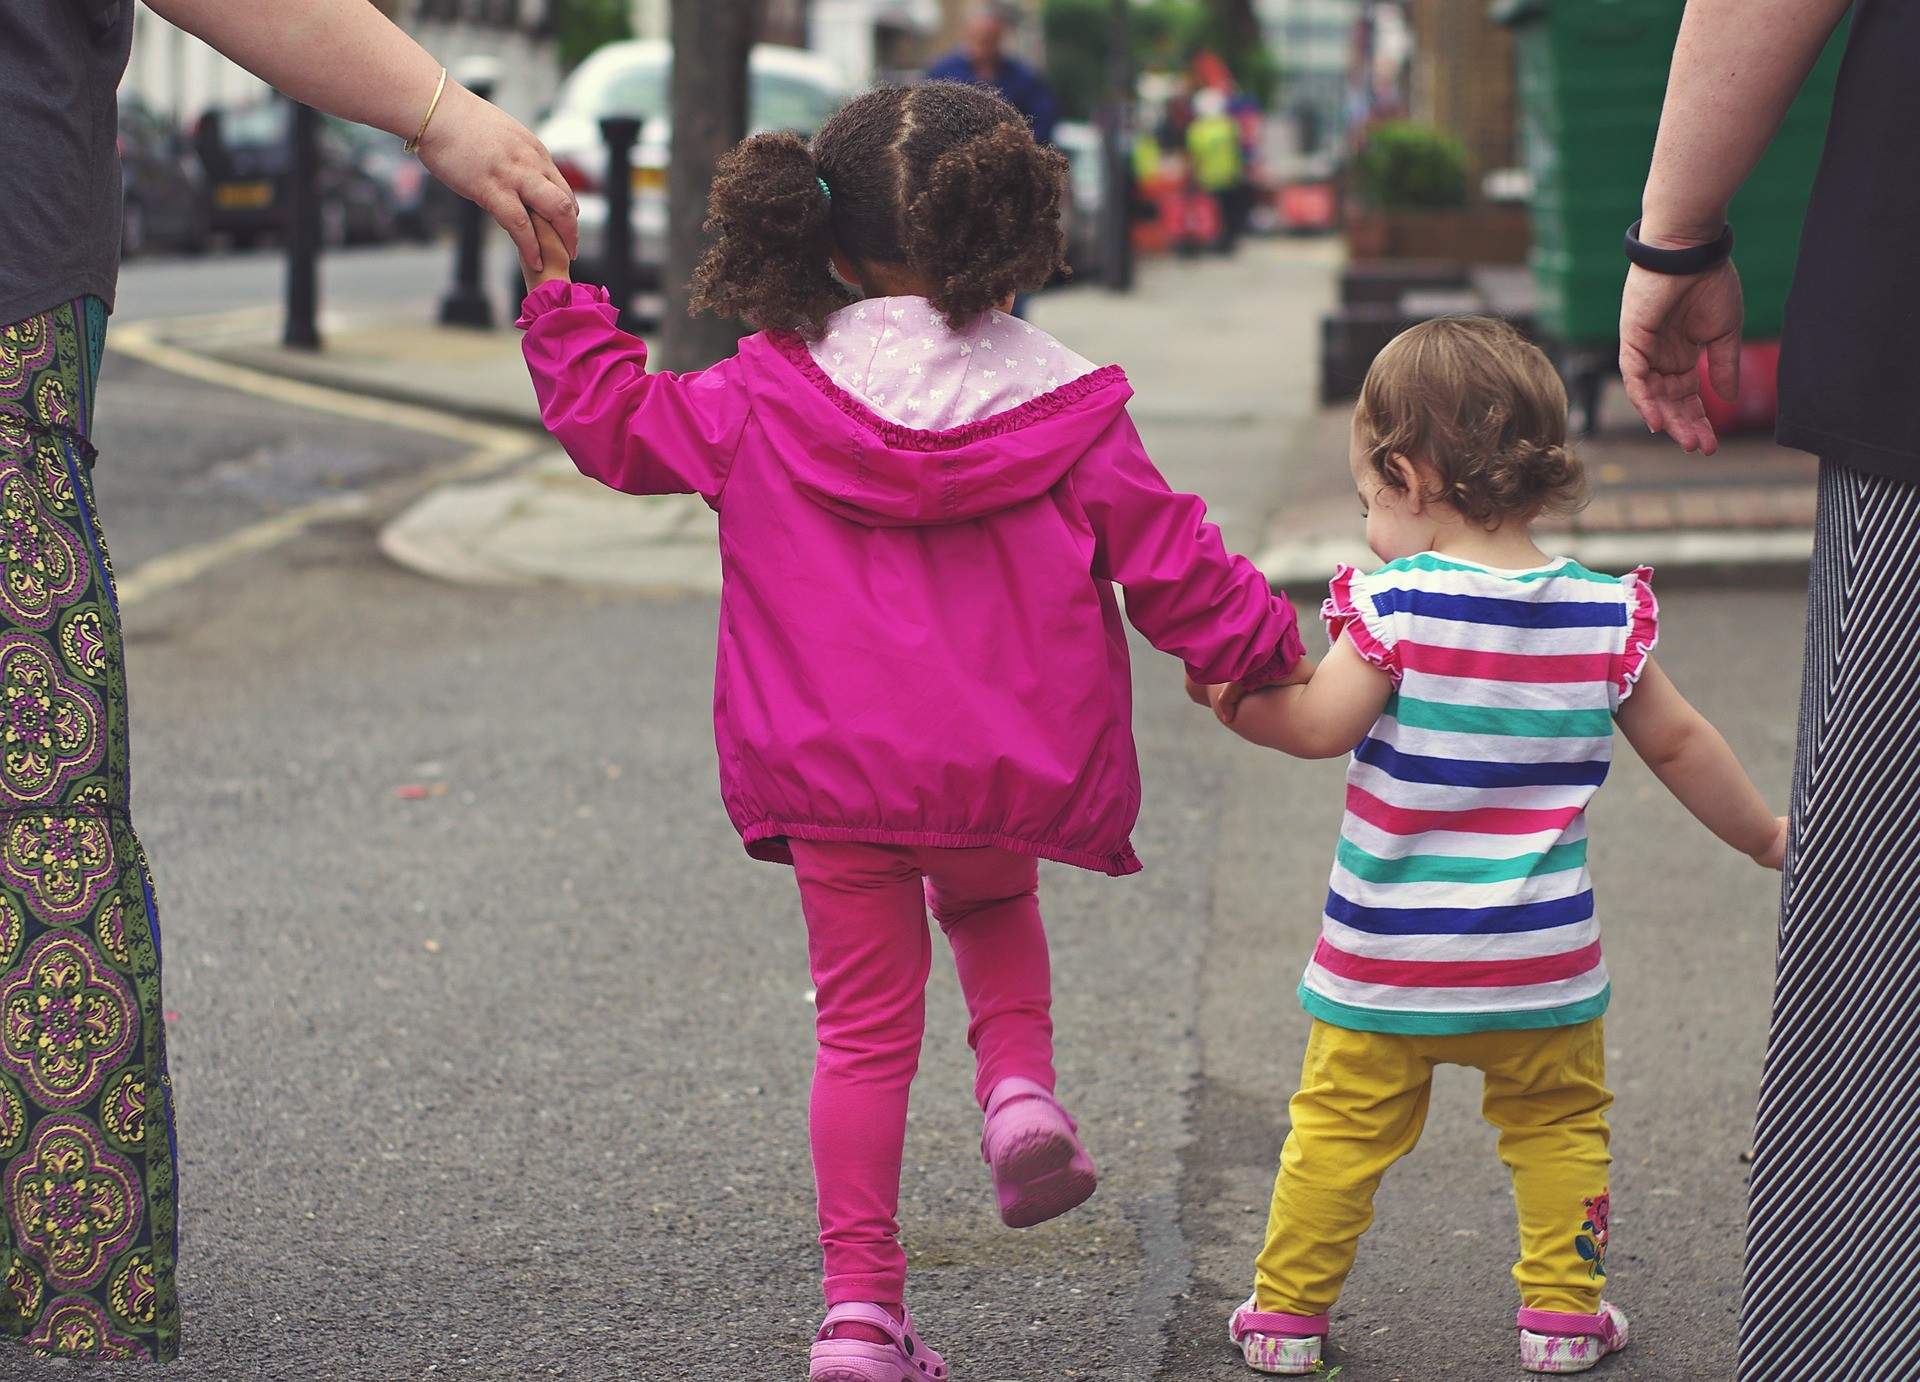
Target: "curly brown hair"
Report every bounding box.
[690,81,1068,335]
[1356,316,1587,525]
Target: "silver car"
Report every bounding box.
[536,40,848,311]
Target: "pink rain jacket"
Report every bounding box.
[520,281,1303,875]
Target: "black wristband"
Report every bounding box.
[1624,219,1734,275]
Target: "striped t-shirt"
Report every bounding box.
[1300,553,1658,1035]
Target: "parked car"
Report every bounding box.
[524,41,847,313]
[196,97,397,249]
[118,96,211,257]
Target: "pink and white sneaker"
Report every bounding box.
[808,1303,948,1382]
[1228,1295,1328,1375]
[1517,1303,1630,1373]
[979,1076,1098,1228]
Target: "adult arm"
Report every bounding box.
[140,0,577,268]
[1620,0,1851,454]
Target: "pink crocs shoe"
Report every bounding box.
[979,1076,1098,1228]
[809,1303,948,1382]
[1228,1296,1328,1375]
[1517,1302,1630,1373]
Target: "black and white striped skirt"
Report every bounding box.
[1739,461,1920,1380]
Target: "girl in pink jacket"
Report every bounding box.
[518,81,1303,1382]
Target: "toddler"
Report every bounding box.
[517,81,1306,1381]
[1198,317,1784,1375]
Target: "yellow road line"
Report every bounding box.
[103,320,543,607]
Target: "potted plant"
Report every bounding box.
[1344,120,1528,262]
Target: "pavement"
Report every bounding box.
[48,243,1803,1379]
[141,237,1821,595]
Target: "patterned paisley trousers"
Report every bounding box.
[0,299,179,1361]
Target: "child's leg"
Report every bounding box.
[922,848,1053,1107]
[1475,1019,1613,1314]
[1254,1020,1437,1315]
[791,840,934,1309]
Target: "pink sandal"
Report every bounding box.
[1517,1303,1630,1373]
[808,1303,948,1382]
[980,1076,1098,1228]
[1228,1296,1328,1375]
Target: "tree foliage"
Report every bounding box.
[1042,0,1278,121]
[555,0,634,73]
[1353,121,1470,210]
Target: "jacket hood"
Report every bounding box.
[740,332,1134,528]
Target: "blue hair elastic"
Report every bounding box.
[817,176,832,201]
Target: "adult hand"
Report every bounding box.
[1618,258,1744,456]
[416,82,579,271]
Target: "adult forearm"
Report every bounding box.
[1640,0,1851,244]
[141,0,440,138]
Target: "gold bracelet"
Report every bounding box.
[404,66,448,155]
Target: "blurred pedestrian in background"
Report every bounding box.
[1618,2,1912,1377]
[0,0,573,1360]
[925,2,1059,147]
[1185,87,1245,254]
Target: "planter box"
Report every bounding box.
[1344,205,1531,264]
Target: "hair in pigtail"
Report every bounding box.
[692,81,1069,336]
[905,122,1067,325]
[691,131,852,336]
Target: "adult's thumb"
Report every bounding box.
[1704,332,1742,403]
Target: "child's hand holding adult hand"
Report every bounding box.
[521,214,573,293]
[1751,815,1788,871]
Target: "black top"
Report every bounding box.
[0,0,136,326]
[1776,0,1920,481]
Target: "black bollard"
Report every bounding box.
[600,116,642,333]
[1099,0,1135,293]
[440,78,497,328]
[284,101,322,349]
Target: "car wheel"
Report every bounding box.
[121,200,147,259]
[183,203,213,256]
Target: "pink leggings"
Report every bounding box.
[791,839,1058,1307]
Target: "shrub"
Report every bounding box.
[1354,120,1470,210]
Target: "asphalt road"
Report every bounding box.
[0,250,1803,1379]
[111,243,465,326]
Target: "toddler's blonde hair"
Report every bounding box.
[1356,316,1585,524]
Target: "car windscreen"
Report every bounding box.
[221,101,290,148]
[565,60,669,122]
[752,72,839,136]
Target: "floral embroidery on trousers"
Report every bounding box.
[0,300,178,1362]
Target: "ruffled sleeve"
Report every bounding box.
[1321,563,1400,680]
[1615,565,1659,703]
[513,278,606,328]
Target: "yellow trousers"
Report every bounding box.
[1254,1017,1613,1317]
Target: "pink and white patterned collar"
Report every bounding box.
[806,296,1098,431]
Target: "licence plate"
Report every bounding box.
[215,181,273,210]
[629,165,665,192]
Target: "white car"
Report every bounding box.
[534,40,848,315]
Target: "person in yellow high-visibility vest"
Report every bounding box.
[1186,87,1246,253]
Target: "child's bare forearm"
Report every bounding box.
[1617,660,1783,864]
[1641,726,1778,857]
[1224,685,1309,752]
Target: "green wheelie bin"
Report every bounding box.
[1492,0,1847,429]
